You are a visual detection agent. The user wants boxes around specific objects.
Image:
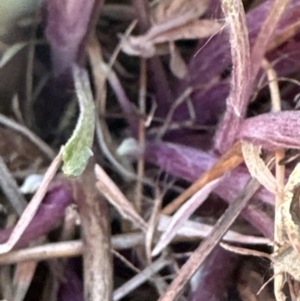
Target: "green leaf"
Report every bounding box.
[62,66,95,176]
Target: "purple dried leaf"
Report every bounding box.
[218,0,289,155]
[171,28,300,128]
[188,246,239,301]
[146,141,274,204]
[159,129,215,150]
[218,166,273,204]
[145,141,217,180]
[171,0,300,126]
[187,0,300,88]
[58,261,84,301]
[0,180,73,249]
[242,202,274,239]
[238,111,300,150]
[145,141,274,237]
[133,0,151,30]
[45,0,102,76]
[0,151,62,254]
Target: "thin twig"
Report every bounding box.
[220,242,272,260]
[155,87,193,140]
[0,113,55,160]
[0,219,271,265]
[162,141,243,215]
[95,164,148,232]
[0,241,83,264]
[135,58,147,212]
[0,156,27,216]
[0,150,62,254]
[153,178,221,257]
[146,194,162,262]
[113,256,172,301]
[0,266,13,300]
[0,233,141,264]
[158,177,262,301]
[250,0,291,86]
[112,249,141,274]
[108,20,137,70]
[24,14,37,128]
[13,260,37,301]
[158,215,271,245]
[88,34,141,181]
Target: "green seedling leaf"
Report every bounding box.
[0,42,27,68]
[62,66,95,176]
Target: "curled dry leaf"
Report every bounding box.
[241,140,278,194]
[214,0,251,153]
[121,0,222,79]
[275,163,300,282]
[148,19,222,44]
[273,246,300,282]
[121,0,222,65]
[151,0,209,26]
[121,19,222,58]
